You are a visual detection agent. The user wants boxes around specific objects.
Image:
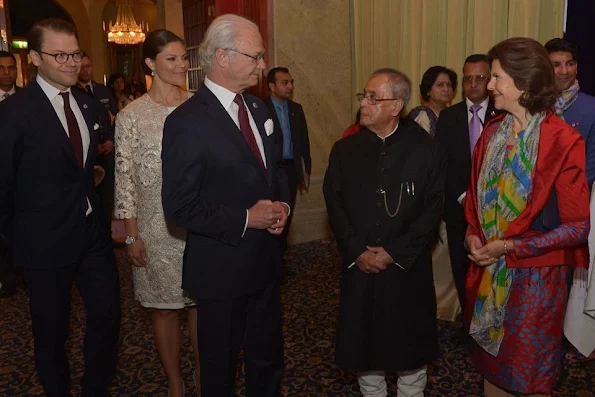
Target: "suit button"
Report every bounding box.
[380,151,387,156]
[375,239,381,244]
[375,220,381,226]
[376,202,382,207]
[379,167,385,173]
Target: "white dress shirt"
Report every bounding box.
[37,74,92,215]
[0,85,16,101]
[457,96,491,205]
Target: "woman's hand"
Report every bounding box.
[469,239,512,267]
[126,238,148,267]
[467,235,495,266]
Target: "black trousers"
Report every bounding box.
[0,233,15,293]
[195,280,284,397]
[22,214,121,397]
[279,162,298,254]
[445,221,470,315]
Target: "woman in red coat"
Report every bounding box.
[465,37,590,396]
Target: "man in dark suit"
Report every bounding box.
[0,50,21,298]
[77,52,118,242]
[264,67,312,254]
[0,18,120,397]
[161,14,290,397]
[435,54,498,340]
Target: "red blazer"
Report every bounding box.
[464,111,590,319]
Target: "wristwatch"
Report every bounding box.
[125,236,138,245]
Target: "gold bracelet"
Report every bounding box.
[503,240,508,255]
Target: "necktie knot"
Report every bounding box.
[60,91,70,103]
[233,94,244,108]
[471,104,482,114]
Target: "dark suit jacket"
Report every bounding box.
[435,99,498,225]
[264,97,312,184]
[162,84,290,300]
[0,80,109,268]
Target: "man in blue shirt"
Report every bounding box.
[265,67,312,255]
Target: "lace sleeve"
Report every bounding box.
[114,110,138,219]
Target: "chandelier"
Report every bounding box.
[106,0,146,45]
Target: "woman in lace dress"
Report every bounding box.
[114,30,198,397]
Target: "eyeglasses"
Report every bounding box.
[224,48,265,62]
[356,93,399,105]
[462,75,488,84]
[39,51,84,64]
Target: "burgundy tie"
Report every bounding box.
[233,94,266,174]
[60,92,84,168]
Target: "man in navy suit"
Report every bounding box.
[162,14,289,397]
[435,54,498,341]
[77,52,118,242]
[0,18,120,397]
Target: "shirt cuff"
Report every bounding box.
[282,202,291,216]
[457,192,467,205]
[242,209,249,237]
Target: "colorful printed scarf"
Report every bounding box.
[470,111,545,356]
[554,80,580,120]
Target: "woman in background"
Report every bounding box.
[114,30,199,397]
[409,65,457,137]
[465,37,589,396]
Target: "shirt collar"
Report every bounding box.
[270,96,287,110]
[465,96,489,111]
[375,121,400,140]
[204,76,239,111]
[37,74,70,101]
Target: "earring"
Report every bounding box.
[151,70,155,76]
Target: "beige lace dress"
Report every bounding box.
[114,94,194,309]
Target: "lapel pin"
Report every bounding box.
[490,110,495,116]
[83,104,88,109]
[252,103,258,109]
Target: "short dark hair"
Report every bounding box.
[544,38,579,61]
[488,37,557,115]
[28,18,78,53]
[419,66,457,102]
[0,51,16,63]
[267,67,290,85]
[464,54,489,66]
[142,29,185,75]
[80,51,91,61]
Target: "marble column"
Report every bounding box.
[271,0,352,244]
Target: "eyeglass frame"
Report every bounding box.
[356,92,400,106]
[38,51,84,64]
[223,48,265,62]
[462,75,488,84]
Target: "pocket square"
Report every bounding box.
[264,118,274,136]
[93,123,100,131]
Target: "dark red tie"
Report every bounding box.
[60,92,84,168]
[234,94,266,174]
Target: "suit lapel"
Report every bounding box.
[72,90,98,169]
[245,96,273,183]
[200,86,267,182]
[30,82,79,166]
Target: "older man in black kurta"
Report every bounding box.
[324,68,446,397]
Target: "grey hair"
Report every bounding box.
[371,68,412,108]
[199,14,258,73]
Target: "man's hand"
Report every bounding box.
[97,143,107,155]
[267,201,289,235]
[366,246,393,267]
[247,200,284,230]
[355,251,384,274]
